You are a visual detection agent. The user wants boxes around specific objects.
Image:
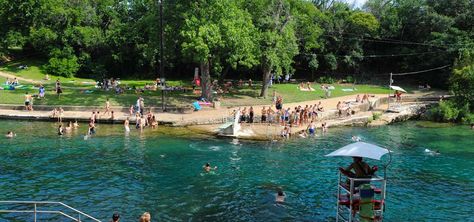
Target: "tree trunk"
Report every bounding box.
[218,65,230,84]
[200,61,212,100]
[259,65,271,98]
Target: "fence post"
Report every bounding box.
[34,203,37,222]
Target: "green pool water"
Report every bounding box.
[0,120,472,221]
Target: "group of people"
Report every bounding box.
[236,101,326,127]
[4,77,19,86]
[109,212,151,222]
[125,110,158,132]
[57,120,80,135]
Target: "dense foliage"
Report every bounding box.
[1,0,474,99]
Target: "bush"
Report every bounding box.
[45,56,80,78]
[372,112,382,120]
[428,101,462,122]
[318,76,335,84]
[346,75,354,83]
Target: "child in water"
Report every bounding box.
[203,163,217,172]
[5,131,15,138]
[276,190,285,203]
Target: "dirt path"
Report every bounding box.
[0,70,40,84]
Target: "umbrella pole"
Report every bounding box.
[387,72,393,111]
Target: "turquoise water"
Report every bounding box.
[0,120,473,221]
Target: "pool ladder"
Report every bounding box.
[0,201,101,221]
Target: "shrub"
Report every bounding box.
[428,101,462,122]
[346,75,354,83]
[372,112,382,120]
[45,56,80,78]
[318,76,335,84]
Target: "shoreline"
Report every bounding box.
[0,93,443,141]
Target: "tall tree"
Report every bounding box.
[246,0,299,98]
[181,0,258,100]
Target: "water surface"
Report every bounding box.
[0,120,472,221]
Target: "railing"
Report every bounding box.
[336,173,386,222]
[0,201,101,222]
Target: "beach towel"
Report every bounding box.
[193,101,202,111]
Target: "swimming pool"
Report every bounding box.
[0,120,472,221]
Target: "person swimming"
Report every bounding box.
[424,149,440,155]
[351,135,361,142]
[5,131,15,138]
[73,120,79,128]
[88,121,96,135]
[276,189,285,203]
[58,125,64,135]
[203,163,217,172]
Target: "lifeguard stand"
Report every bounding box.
[336,174,387,222]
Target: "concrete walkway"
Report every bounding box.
[0,94,385,126]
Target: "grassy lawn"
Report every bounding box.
[220,83,392,107]
[1,58,393,107]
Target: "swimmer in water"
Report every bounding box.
[276,189,285,203]
[58,124,64,135]
[5,131,15,138]
[203,163,217,172]
[124,118,130,132]
[65,121,73,131]
[73,120,79,128]
[88,121,96,135]
[352,135,361,142]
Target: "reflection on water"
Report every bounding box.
[0,120,473,221]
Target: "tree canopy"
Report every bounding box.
[1,0,474,99]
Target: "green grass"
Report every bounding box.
[220,83,392,106]
[1,58,394,107]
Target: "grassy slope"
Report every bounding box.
[1,59,393,107]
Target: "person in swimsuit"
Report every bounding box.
[322,122,328,134]
[151,116,158,128]
[111,213,120,222]
[248,106,254,123]
[261,106,267,123]
[24,92,32,111]
[58,125,64,135]
[58,107,64,123]
[276,189,285,203]
[139,212,151,222]
[88,121,96,135]
[103,98,111,117]
[73,120,79,128]
[124,118,130,132]
[307,121,316,136]
[65,121,73,131]
[203,163,217,172]
[5,131,15,138]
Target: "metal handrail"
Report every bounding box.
[0,201,101,222]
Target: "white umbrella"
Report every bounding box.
[390,85,407,93]
[325,142,389,160]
